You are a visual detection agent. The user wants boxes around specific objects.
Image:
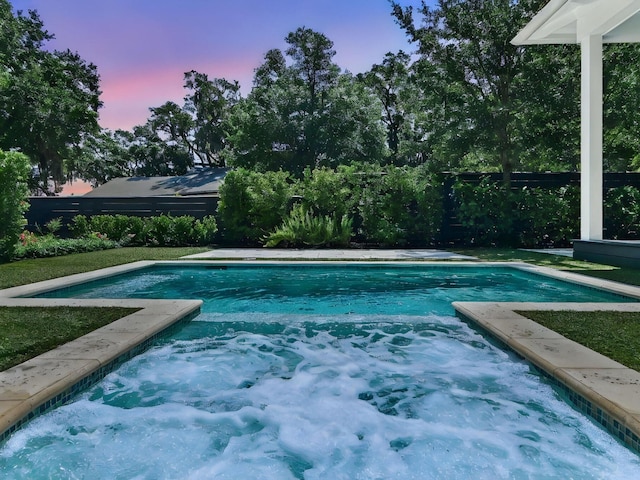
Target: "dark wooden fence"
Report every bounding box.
[440,172,640,245]
[26,196,219,236]
[24,172,640,244]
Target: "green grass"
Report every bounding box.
[453,248,640,286]
[0,306,139,371]
[517,310,640,371]
[0,246,207,289]
[0,247,206,371]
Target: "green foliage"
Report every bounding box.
[68,215,90,238]
[68,213,217,247]
[604,186,640,239]
[194,215,219,245]
[44,217,63,235]
[299,166,360,218]
[217,168,293,244]
[0,150,31,261]
[228,28,386,174]
[13,234,118,260]
[0,2,101,193]
[453,178,579,247]
[356,166,442,246]
[219,166,441,247]
[518,186,579,247]
[80,214,144,243]
[265,205,352,248]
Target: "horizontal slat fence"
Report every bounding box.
[440,172,640,245]
[24,172,640,244]
[26,196,219,237]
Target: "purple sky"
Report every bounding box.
[9,0,431,131]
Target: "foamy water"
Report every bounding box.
[2,313,638,479]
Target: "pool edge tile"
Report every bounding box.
[454,301,640,454]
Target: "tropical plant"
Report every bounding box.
[265,205,352,248]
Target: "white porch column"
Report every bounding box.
[580,34,603,240]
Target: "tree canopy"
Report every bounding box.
[3,0,640,193]
[0,0,102,194]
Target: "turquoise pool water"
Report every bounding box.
[2,264,639,478]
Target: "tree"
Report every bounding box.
[70,129,136,187]
[603,44,640,171]
[229,27,386,174]
[144,72,239,168]
[359,51,412,161]
[391,0,559,183]
[127,124,193,176]
[183,71,240,166]
[0,1,102,194]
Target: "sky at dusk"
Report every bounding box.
[9,0,433,131]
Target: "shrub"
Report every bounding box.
[453,178,516,246]
[453,178,579,247]
[518,185,579,247]
[299,166,359,219]
[0,150,31,261]
[85,214,143,243]
[194,215,218,245]
[44,217,63,235]
[13,234,118,260]
[68,214,217,247]
[217,168,293,245]
[357,166,442,247]
[69,215,91,238]
[605,185,640,239]
[265,205,352,248]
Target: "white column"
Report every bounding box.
[580,34,603,241]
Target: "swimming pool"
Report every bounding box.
[2,263,640,478]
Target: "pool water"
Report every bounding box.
[2,265,639,478]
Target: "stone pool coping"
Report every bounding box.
[0,294,202,442]
[2,259,640,453]
[454,301,640,453]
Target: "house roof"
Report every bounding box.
[84,168,229,197]
[512,0,640,45]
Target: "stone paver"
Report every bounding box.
[182,248,476,261]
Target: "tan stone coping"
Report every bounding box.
[453,301,640,453]
[0,296,202,442]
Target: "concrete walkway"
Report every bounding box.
[183,248,476,261]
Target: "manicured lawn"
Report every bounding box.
[517,310,640,371]
[0,246,207,289]
[453,248,640,286]
[0,247,206,371]
[0,306,139,371]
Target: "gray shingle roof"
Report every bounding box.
[84,168,229,197]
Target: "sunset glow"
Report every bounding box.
[9,0,427,131]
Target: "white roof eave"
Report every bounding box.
[512,0,640,45]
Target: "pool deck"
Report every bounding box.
[182,247,477,261]
[1,254,640,453]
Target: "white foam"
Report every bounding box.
[1,313,639,478]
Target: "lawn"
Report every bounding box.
[0,306,139,371]
[1,246,639,372]
[0,247,206,372]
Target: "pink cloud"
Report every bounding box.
[98,58,257,130]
